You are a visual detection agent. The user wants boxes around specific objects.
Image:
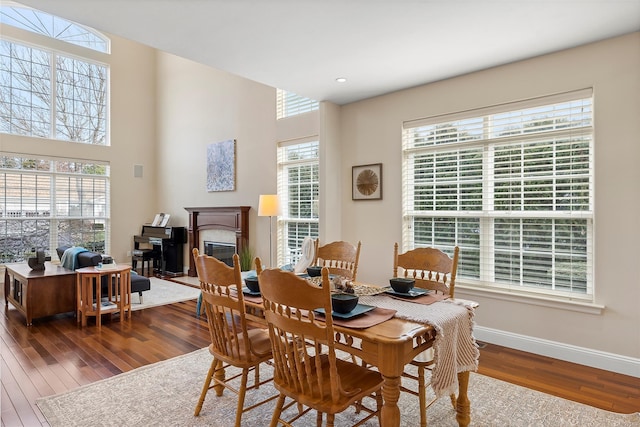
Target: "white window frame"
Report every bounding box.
[276,138,319,267]
[402,89,594,302]
[0,153,110,263]
[1,3,110,145]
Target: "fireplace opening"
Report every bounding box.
[204,241,236,267]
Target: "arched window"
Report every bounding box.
[0,3,109,52]
[0,2,110,144]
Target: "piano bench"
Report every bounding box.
[132,250,157,277]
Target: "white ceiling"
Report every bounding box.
[13,0,640,105]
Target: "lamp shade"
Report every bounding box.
[258,194,280,217]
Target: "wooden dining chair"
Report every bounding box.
[393,242,460,427]
[258,267,383,427]
[192,248,276,427]
[313,240,361,280]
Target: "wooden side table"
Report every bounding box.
[4,262,76,326]
[75,265,132,327]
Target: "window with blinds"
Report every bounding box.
[277,140,319,266]
[0,154,110,262]
[276,89,319,119]
[402,89,593,299]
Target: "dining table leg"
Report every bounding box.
[455,371,471,427]
[380,374,401,427]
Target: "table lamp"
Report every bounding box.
[258,194,280,267]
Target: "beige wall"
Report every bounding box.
[154,53,278,266]
[318,102,343,243]
[339,33,640,361]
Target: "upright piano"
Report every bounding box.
[133,225,187,277]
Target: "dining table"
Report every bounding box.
[240,279,479,427]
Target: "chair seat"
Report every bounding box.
[209,328,272,367]
[240,328,273,358]
[275,354,382,413]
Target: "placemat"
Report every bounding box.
[314,307,397,329]
[241,293,263,304]
[386,291,449,305]
[229,287,263,304]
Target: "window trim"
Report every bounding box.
[0,2,110,54]
[276,138,319,267]
[456,283,604,315]
[1,21,110,145]
[0,152,111,262]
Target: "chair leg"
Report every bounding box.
[234,369,250,427]
[194,357,216,416]
[270,394,286,427]
[138,291,143,304]
[450,393,457,408]
[418,365,427,427]
[316,410,323,427]
[326,413,335,427]
[254,363,260,387]
[376,391,383,426]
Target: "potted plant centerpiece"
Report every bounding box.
[239,245,255,272]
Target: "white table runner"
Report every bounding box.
[359,295,479,397]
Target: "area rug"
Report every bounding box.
[36,348,640,427]
[130,277,200,311]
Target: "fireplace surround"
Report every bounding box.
[185,206,250,277]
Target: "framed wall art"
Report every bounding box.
[352,163,382,200]
[207,139,236,192]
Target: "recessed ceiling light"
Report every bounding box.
[335,77,347,83]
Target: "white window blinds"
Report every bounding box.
[277,139,319,266]
[276,89,319,119]
[402,89,593,299]
[0,154,110,262]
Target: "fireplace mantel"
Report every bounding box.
[185,206,250,277]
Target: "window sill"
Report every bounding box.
[455,284,605,315]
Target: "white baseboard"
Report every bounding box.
[474,326,640,378]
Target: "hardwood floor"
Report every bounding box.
[2,298,639,426]
[476,342,640,414]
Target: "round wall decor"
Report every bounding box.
[352,163,382,200]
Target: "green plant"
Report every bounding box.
[239,246,255,271]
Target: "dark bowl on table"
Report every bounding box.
[389,277,415,294]
[307,266,323,277]
[244,277,260,293]
[331,293,359,314]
